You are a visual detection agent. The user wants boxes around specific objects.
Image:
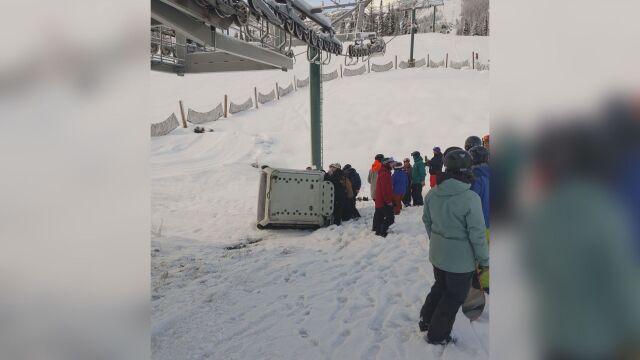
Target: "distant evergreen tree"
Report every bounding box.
[386,4,395,36]
[472,19,481,35]
[483,15,489,36]
[378,0,384,35]
[367,4,375,32]
[459,0,489,36]
[402,10,410,34]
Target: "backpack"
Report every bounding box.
[342,176,354,199]
[349,171,362,191]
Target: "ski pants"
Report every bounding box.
[402,186,412,206]
[372,205,394,236]
[351,190,361,219]
[392,194,403,215]
[342,197,354,221]
[420,266,473,343]
[411,183,424,206]
[333,198,344,225]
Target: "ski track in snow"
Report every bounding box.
[151,34,489,360]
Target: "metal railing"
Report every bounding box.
[150,25,186,68]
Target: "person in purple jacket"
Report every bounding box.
[392,162,409,215]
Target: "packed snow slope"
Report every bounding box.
[151,33,489,360]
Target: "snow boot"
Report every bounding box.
[418,319,429,332]
[426,335,456,346]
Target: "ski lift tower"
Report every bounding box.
[398,0,443,67]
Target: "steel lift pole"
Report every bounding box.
[432,4,437,32]
[408,8,416,67]
[309,47,323,170]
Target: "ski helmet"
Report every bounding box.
[375,154,384,161]
[443,146,463,158]
[469,145,489,165]
[444,149,473,173]
[464,136,482,151]
[411,151,421,158]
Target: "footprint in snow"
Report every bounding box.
[330,329,351,349]
[361,344,381,360]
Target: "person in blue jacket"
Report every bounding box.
[392,162,409,215]
[469,146,490,229]
[343,164,362,219]
[469,145,490,292]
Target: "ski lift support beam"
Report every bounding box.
[318,2,359,10]
[396,0,444,12]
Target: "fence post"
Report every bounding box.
[178,100,188,128]
[367,59,370,73]
[446,53,449,68]
[340,64,343,78]
[224,95,228,118]
[472,51,475,69]
[254,87,258,109]
[427,53,430,67]
[294,75,297,91]
[276,82,280,100]
[395,55,397,69]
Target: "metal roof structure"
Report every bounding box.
[151,0,295,74]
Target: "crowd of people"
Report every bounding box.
[320,133,491,346]
[320,163,362,226]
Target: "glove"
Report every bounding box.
[477,265,489,275]
[478,265,490,293]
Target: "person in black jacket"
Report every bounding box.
[343,164,361,219]
[425,147,444,188]
[325,163,346,225]
[402,158,413,206]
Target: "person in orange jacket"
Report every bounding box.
[367,154,384,201]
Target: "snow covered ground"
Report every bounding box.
[151,33,489,359]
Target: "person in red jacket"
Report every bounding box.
[372,158,395,237]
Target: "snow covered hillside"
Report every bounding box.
[149,33,488,125]
[151,33,489,359]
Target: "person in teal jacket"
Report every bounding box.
[419,149,489,345]
[411,151,427,205]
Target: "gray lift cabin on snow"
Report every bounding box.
[257,166,335,229]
